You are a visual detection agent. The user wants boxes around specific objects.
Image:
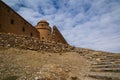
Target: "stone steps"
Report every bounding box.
[91,64,120,68]
[106,55,120,58]
[87,75,120,80]
[98,59,120,62]
[91,55,120,60]
[90,68,120,72]
[92,60,120,65]
[92,62,118,66]
[88,72,120,78]
[87,56,120,79]
[76,49,120,80]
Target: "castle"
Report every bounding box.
[0,1,68,44]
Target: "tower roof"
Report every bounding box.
[38,19,49,25]
[35,20,51,31]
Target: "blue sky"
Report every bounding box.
[2,0,120,53]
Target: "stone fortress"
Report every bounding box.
[0,1,120,80]
[0,1,68,45]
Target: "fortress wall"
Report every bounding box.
[0,1,69,44]
[52,26,68,44]
[0,33,74,53]
[0,1,40,38]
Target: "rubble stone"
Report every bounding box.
[0,33,74,53]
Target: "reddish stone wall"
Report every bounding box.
[35,21,68,44]
[0,1,40,38]
[0,1,68,44]
[52,26,68,44]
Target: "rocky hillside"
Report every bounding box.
[0,33,73,53]
[0,47,120,80]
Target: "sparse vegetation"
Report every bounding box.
[0,46,120,80]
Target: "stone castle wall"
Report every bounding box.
[0,1,68,45]
[0,33,74,53]
[35,20,68,44]
[52,26,68,44]
[0,1,40,38]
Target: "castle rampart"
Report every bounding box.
[0,1,40,38]
[0,1,68,45]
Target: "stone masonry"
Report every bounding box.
[0,33,74,53]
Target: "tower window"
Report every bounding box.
[11,19,14,24]
[8,9,10,12]
[22,27,25,32]
[42,37,44,39]
[30,33,33,37]
[0,24,1,29]
[41,24,44,26]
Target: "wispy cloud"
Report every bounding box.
[2,0,120,53]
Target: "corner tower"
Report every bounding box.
[35,20,51,41]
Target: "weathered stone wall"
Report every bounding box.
[0,33,74,53]
[35,20,68,45]
[0,1,40,38]
[52,26,68,44]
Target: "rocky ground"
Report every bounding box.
[0,47,120,80]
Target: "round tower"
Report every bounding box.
[35,20,51,41]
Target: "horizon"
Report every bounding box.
[2,0,120,53]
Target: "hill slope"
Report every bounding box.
[0,47,120,80]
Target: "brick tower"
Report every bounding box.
[35,20,51,41]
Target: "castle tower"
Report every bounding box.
[35,20,51,41]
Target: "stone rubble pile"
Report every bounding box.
[0,33,74,53]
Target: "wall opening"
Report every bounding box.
[42,37,44,39]
[22,27,25,32]
[41,24,44,26]
[30,33,33,37]
[8,9,10,12]
[11,19,14,24]
[0,24,1,29]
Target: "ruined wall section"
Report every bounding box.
[52,26,68,44]
[0,1,40,38]
[0,33,73,53]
